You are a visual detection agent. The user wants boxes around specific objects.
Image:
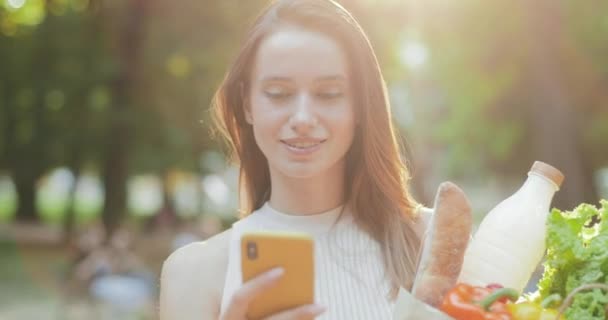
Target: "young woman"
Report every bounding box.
[160,0,431,319]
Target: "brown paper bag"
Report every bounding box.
[392,287,455,320]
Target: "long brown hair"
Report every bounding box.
[212,0,421,297]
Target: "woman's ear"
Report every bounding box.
[241,82,253,125]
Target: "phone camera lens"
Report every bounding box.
[247,241,257,260]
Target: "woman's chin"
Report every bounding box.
[276,162,325,179]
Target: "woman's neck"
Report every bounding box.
[268,162,346,216]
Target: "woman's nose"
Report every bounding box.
[289,94,318,132]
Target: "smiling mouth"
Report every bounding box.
[280,139,327,149]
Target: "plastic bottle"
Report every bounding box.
[458,161,564,293]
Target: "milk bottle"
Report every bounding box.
[458,161,564,293]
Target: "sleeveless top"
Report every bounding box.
[219,202,401,319]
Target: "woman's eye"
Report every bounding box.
[264,90,291,100]
[267,92,290,99]
[317,91,344,100]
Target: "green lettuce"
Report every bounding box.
[536,199,608,320]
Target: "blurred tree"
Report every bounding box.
[59,0,115,242]
[1,0,606,232]
[131,0,269,223]
[398,0,607,209]
[1,0,63,221]
[520,0,599,209]
[99,0,148,239]
[1,0,114,225]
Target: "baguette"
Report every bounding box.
[411,182,473,307]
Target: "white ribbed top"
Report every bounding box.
[219,202,396,319]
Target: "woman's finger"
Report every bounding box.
[263,304,326,320]
[221,267,285,319]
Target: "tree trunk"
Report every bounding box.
[101,0,147,240]
[523,0,599,210]
[63,0,103,244]
[14,178,37,221]
[153,168,178,231]
[102,145,128,240]
[62,163,81,244]
[12,2,55,222]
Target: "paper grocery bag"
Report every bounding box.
[392,287,455,320]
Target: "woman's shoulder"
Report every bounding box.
[163,228,232,271]
[160,228,232,320]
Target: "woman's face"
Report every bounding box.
[246,26,355,179]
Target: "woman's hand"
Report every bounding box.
[221,268,326,320]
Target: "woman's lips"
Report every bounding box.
[280,139,326,156]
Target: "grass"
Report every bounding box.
[0,240,66,308]
[0,194,16,222]
[0,238,160,319]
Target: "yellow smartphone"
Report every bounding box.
[241,231,314,320]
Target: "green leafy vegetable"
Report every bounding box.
[536,199,608,320]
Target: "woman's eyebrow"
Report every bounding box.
[260,76,293,82]
[259,75,346,82]
[316,75,347,82]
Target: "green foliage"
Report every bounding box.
[396,0,607,188]
[537,200,608,319]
